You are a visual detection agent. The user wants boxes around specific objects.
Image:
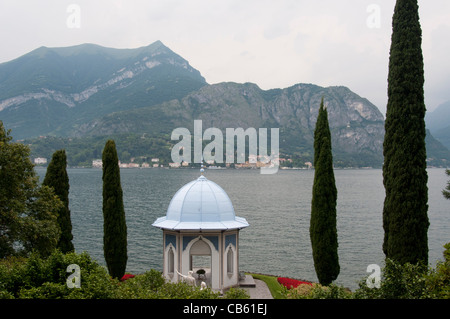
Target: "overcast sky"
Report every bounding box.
[1,0,449,114]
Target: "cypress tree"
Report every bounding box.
[443,169,450,200]
[310,98,339,286]
[42,149,74,253]
[382,0,429,265]
[102,139,127,279]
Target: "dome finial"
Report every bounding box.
[200,156,205,175]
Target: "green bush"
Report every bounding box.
[68,266,119,299]
[19,282,69,299]
[0,249,249,299]
[115,269,167,298]
[7,245,448,300]
[354,242,450,299]
[425,242,450,298]
[283,283,351,299]
[281,242,450,300]
[353,259,429,299]
[0,290,14,299]
[116,272,249,299]
[223,287,250,299]
[0,249,116,299]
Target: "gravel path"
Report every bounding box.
[245,279,273,299]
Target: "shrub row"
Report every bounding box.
[2,243,449,299]
[280,242,450,299]
[0,249,249,299]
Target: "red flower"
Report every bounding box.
[120,274,135,281]
[277,277,312,289]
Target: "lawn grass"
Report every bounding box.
[248,273,286,299]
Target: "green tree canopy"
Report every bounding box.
[443,169,450,200]
[0,121,62,258]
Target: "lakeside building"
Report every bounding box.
[33,157,47,165]
[119,162,140,168]
[92,159,103,168]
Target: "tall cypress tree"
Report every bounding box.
[443,169,450,200]
[310,98,339,286]
[42,149,74,253]
[383,0,429,265]
[102,139,127,279]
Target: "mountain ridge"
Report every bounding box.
[426,100,450,149]
[1,41,449,167]
[69,80,387,167]
[0,41,207,138]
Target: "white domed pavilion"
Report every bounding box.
[152,171,249,291]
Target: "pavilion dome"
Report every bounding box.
[152,175,249,230]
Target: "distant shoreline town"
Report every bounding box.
[33,156,446,170]
[33,156,315,170]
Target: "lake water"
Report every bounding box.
[36,167,450,291]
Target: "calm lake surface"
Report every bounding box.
[36,167,450,291]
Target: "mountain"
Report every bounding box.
[1,42,449,167]
[73,81,387,167]
[426,101,450,133]
[433,126,450,151]
[426,101,450,150]
[0,41,207,139]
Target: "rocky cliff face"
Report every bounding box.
[76,81,386,166]
[197,83,385,166]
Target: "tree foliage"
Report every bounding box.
[42,150,74,253]
[443,169,450,200]
[354,242,450,299]
[0,250,249,299]
[102,139,128,279]
[382,0,429,265]
[0,121,62,258]
[310,99,340,286]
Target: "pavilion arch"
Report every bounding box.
[182,235,220,289]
